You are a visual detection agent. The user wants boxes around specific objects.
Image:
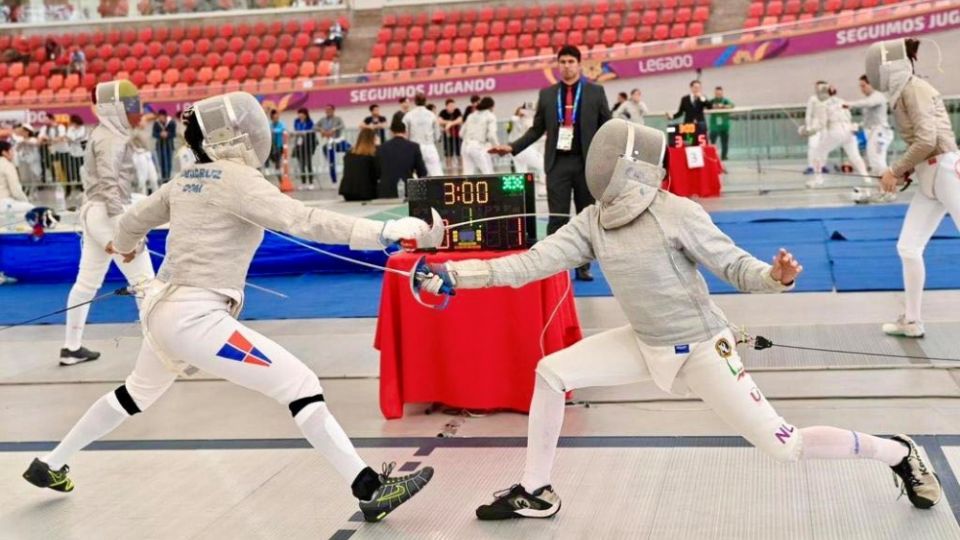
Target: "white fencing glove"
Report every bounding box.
[380,208,444,250]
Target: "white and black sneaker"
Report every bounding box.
[882,315,925,338]
[890,434,942,509]
[476,484,561,520]
[59,347,101,366]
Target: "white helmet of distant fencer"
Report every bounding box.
[864,38,914,102]
[191,92,270,168]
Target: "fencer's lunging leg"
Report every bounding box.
[521,373,566,492]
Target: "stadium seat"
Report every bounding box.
[601,28,618,47]
[394,27,408,42]
[502,35,518,50]
[156,55,172,71]
[382,14,396,27]
[271,49,288,65]
[469,37,483,52]
[401,57,417,70]
[744,17,760,28]
[642,10,658,25]
[785,0,802,14]
[387,42,403,57]
[486,36,501,51]
[410,26,425,41]
[607,13,622,27]
[676,7,692,22]
[404,42,420,56]
[436,54,451,68]
[122,57,138,72]
[556,16,572,32]
[453,38,468,53]
[767,1,784,16]
[223,51,238,67]
[694,6,710,21]
[584,30,600,47]
[803,0,819,13]
[452,52,468,65]
[457,23,472,38]
[437,39,452,54]
[589,14,604,29]
[670,23,687,38]
[653,24,669,40]
[163,69,180,85]
[539,18,554,32]
[366,57,383,73]
[573,15,588,30]
[64,73,79,90]
[748,2,764,17]
[384,57,400,71]
[488,50,502,62]
[688,21,705,35]
[474,22,489,37]
[660,9,676,23]
[824,0,843,12]
[146,69,163,86]
[567,31,583,46]
[761,15,779,25]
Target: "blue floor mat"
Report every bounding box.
[826,217,960,241]
[0,273,385,326]
[829,239,960,291]
[710,204,908,224]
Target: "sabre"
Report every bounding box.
[140,247,289,299]
[0,286,136,332]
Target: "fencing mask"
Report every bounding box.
[94,79,141,131]
[189,92,270,168]
[585,119,666,204]
[815,82,830,101]
[865,38,913,100]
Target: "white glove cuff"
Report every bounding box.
[348,219,391,251]
[447,259,494,288]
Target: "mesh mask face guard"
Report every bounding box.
[192,93,270,168]
[600,124,667,204]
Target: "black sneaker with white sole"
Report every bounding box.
[59,347,101,366]
[23,458,74,492]
[890,434,942,509]
[476,484,561,520]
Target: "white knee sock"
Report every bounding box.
[43,392,129,469]
[64,285,96,350]
[521,374,566,492]
[295,403,367,483]
[902,255,925,322]
[799,426,908,466]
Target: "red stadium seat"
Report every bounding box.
[502,35,518,49]
[404,42,420,56]
[429,10,445,24]
[48,74,64,90]
[366,57,383,73]
[427,26,442,40]
[228,36,244,52]
[452,52,468,65]
[230,65,247,81]
[130,71,147,87]
[620,27,637,43]
[278,34,294,50]
[824,0,843,12]
[156,55,172,70]
[31,75,45,91]
[388,42,403,57]
[503,49,519,61]
[377,28,391,43]
[642,10,657,25]
[782,14,797,23]
[518,34,533,49]
[203,25,218,40]
[123,57,138,72]
[223,51,238,67]
[397,13,413,26]
[748,2,763,17]
[147,69,163,85]
[213,38,229,54]
[659,9,676,23]
[441,24,456,40]
[384,57,400,71]
[534,33,550,48]
[688,21,705,35]
[584,30,600,47]
[676,7,692,22]
[761,15,778,25]
[271,49,288,65]
[767,1,784,16]
[253,21,268,35]
[485,36,500,51]
[98,44,113,60]
[371,43,387,58]
[601,28,618,46]
[637,26,653,41]
[213,65,230,82]
[401,57,417,70]
[437,39,452,54]
[540,18,555,32]
[163,69,180,85]
[488,50,502,62]
[382,14,396,27]
[196,39,211,55]
[453,38,469,53]
[181,67,197,84]
[494,6,509,20]
[589,14,604,29]
[743,17,760,28]
[607,13,622,27]
[653,24,669,39]
[803,0,819,13]
[669,23,687,39]
[573,15,588,30]
[567,31,583,46]
[289,48,305,64]
[457,23,473,38]
[490,20,506,36]
[435,54,451,67]
[474,22,489,37]
[556,16,571,32]
[262,35,277,50]
[172,54,189,70]
[421,40,437,55]
[393,27,408,41]
[785,0,802,14]
[24,62,40,77]
[206,52,222,67]
[626,11,641,26]
[147,41,163,57]
[410,26,424,41]
[693,6,710,21]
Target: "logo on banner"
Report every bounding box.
[216,331,272,367]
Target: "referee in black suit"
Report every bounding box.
[490,45,612,281]
[668,80,713,132]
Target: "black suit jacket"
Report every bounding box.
[376,136,427,198]
[339,153,380,201]
[672,94,713,125]
[509,79,612,172]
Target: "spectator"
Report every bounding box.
[47,120,71,185]
[611,91,628,114]
[330,51,341,82]
[36,119,53,182]
[317,104,346,184]
[377,119,426,199]
[317,20,344,50]
[339,128,380,201]
[267,109,285,172]
[152,109,176,183]
[614,88,649,126]
[362,104,387,143]
[65,114,86,186]
[403,92,444,176]
[293,108,318,188]
[489,45,612,281]
[391,97,411,129]
[460,96,498,174]
[0,140,33,214]
[709,86,735,161]
[438,98,463,165]
[69,47,86,75]
[668,80,712,131]
[463,94,481,121]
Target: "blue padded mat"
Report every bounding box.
[826,217,960,241]
[710,204,908,224]
[828,239,960,291]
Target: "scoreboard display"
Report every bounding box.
[407,173,537,251]
[667,122,707,148]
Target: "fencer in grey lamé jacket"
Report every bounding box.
[447,183,792,347]
[82,99,137,217]
[112,158,385,296]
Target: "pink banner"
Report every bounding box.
[17,3,960,124]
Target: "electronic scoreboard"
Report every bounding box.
[407,173,537,251]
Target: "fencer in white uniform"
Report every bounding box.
[0,140,34,214]
[510,106,547,198]
[131,116,159,195]
[60,80,156,366]
[459,97,498,175]
[801,81,829,175]
[403,93,444,177]
[808,86,869,188]
[23,92,438,522]
[419,119,941,519]
[866,38,960,338]
[847,74,894,173]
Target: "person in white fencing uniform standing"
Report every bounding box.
[867,38,960,338]
[0,140,34,214]
[459,97,498,175]
[801,81,829,176]
[403,92,444,177]
[847,74,894,174]
[418,119,941,520]
[60,80,156,366]
[510,105,547,198]
[131,114,160,196]
[23,92,439,523]
[808,85,869,189]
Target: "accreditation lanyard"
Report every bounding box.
[557,80,583,127]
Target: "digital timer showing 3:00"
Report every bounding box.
[443,180,491,205]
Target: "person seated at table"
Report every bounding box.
[416,118,941,520]
[339,128,380,202]
[0,140,35,214]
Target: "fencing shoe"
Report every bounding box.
[359,462,434,523]
[60,346,101,366]
[881,315,925,338]
[476,484,561,520]
[890,435,941,509]
[23,458,74,492]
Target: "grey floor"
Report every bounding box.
[3,165,960,539]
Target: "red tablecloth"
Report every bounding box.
[666,144,722,198]
[375,250,582,419]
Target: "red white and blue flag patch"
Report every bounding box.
[216,331,272,367]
